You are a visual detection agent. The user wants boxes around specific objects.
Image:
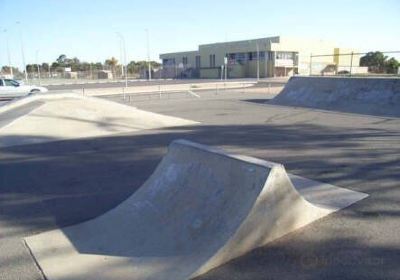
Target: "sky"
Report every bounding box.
[0,0,399,69]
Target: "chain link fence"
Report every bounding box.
[1,64,166,86]
[309,51,400,77]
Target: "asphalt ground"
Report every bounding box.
[45,77,287,91]
[0,85,399,279]
[0,101,45,129]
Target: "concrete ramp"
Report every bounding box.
[271,76,400,117]
[0,93,197,147]
[25,140,367,280]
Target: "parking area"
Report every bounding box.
[0,84,399,279]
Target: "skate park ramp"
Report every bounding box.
[271,76,400,117]
[25,139,368,280]
[0,93,197,147]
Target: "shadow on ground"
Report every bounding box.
[0,121,399,279]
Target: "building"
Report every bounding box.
[159,36,363,79]
[64,71,78,79]
[97,70,113,79]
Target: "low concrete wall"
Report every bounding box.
[271,76,400,117]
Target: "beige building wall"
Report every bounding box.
[160,36,358,78]
[198,37,279,68]
[200,68,220,79]
[334,48,362,67]
[273,37,336,75]
[160,50,199,68]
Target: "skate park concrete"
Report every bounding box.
[271,76,400,117]
[0,93,197,147]
[24,139,366,280]
[1,82,400,280]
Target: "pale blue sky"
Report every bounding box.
[1,0,399,68]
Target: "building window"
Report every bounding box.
[248,52,253,61]
[195,55,201,68]
[163,58,175,66]
[276,52,294,60]
[267,51,273,60]
[249,52,264,61]
[236,53,245,63]
[182,57,188,65]
[209,54,216,67]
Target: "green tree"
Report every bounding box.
[56,54,67,65]
[26,64,35,73]
[41,63,50,72]
[105,57,118,75]
[360,51,387,73]
[1,66,12,74]
[385,57,399,74]
[126,60,160,74]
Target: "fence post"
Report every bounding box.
[349,52,354,77]
[309,53,313,76]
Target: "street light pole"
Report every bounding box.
[116,32,128,89]
[16,21,28,82]
[118,36,123,78]
[256,43,260,81]
[146,29,152,81]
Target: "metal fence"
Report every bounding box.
[0,64,165,86]
[309,51,400,77]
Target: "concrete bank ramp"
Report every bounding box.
[0,93,197,147]
[271,76,400,117]
[25,140,367,280]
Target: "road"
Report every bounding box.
[1,86,399,279]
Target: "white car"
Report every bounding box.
[0,79,48,99]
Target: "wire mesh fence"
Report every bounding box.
[0,63,166,86]
[309,51,400,77]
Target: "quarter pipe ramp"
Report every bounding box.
[271,76,400,117]
[25,140,367,280]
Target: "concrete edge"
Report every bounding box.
[171,139,279,169]
[172,139,369,211]
[0,92,138,115]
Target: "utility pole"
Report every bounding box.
[116,32,128,89]
[3,29,13,77]
[224,56,227,81]
[349,51,354,77]
[146,29,152,81]
[264,42,267,78]
[16,21,28,82]
[256,43,260,81]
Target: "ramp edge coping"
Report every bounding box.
[171,139,279,169]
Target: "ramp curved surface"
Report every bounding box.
[0,93,197,147]
[271,76,400,117]
[25,140,367,280]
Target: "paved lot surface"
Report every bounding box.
[45,78,287,91]
[0,85,399,279]
[0,101,45,129]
